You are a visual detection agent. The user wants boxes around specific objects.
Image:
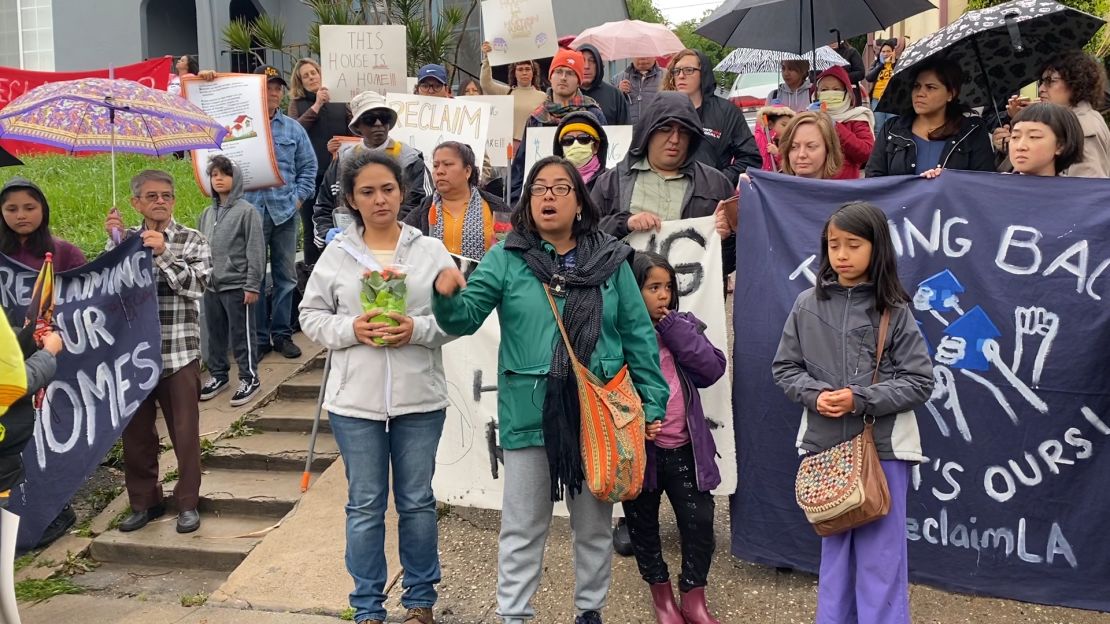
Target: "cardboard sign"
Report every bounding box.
[459,95,514,167]
[385,93,492,172]
[481,0,558,66]
[523,124,634,177]
[320,25,407,100]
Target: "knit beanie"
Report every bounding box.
[549,48,585,84]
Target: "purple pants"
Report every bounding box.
[816,459,911,624]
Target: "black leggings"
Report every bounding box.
[622,443,715,592]
[300,184,321,267]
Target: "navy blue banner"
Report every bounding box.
[0,236,161,549]
[732,169,1110,611]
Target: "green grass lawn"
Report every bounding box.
[3,153,211,259]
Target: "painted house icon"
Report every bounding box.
[229,114,253,138]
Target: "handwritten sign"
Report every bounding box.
[0,237,162,550]
[480,0,558,66]
[182,74,284,194]
[320,25,407,101]
[459,95,514,166]
[385,94,492,173]
[523,125,633,178]
[434,217,736,515]
[733,170,1110,611]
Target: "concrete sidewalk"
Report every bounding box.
[22,594,344,623]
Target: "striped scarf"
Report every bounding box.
[430,186,488,260]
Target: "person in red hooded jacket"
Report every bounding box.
[811,65,875,179]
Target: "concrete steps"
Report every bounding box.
[204,431,338,472]
[277,369,324,400]
[90,513,278,571]
[163,468,316,517]
[251,399,330,433]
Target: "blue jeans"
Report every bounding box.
[329,411,446,622]
[871,98,896,136]
[255,211,297,346]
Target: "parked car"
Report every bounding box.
[727,71,780,130]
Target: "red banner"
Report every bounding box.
[0,56,174,155]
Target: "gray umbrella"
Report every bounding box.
[695,0,936,54]
[876,0,1105,119]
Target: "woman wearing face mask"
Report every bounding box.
[811,65,874,179]
[480,41,547,145]
[552,112,609,191]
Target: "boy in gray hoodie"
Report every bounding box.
[197,155,266,406]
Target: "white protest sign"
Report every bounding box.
[182,74,284,194]
[385,93,492,172]
[523,125,634,178]
[320,25,407,100]
[481,0,558,66]
[433,216,737,514]
[460,95,514,166]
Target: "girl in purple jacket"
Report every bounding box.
[624,252,727,624]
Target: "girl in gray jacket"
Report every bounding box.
[772,201,933,624]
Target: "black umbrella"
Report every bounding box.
[695,0,936,54]
[0,144,22,168]
[876,0,1105,120]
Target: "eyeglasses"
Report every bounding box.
[358,111,391,127]
[138,192,174,203]
[559,135,595,147]
[417,81,445,93]
[670,67,701,77]
[528,184,573,197]
[1038,74,1062,88]
[551,68,578,79]
[653,124,685,137]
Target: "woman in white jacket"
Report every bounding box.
[299,149,455,624]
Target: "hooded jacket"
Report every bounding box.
[508,91,607,203]
[552,111,610,189]
[0,325,56,493]
[689,50,761,185]
[0,177,86,272]
[614,61,663,125]
[590,92,737,275]
[865,113,996,178]
[312,139,432,248]
[196,162,266,293]
[772,283,934,461]
[812,65,875,179]
[299,223,456,422]
[578,45,629,126]
[754,103,795,171]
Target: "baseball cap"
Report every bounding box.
[417,64,448,85]
[254,65,288,87]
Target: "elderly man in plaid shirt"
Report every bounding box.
[104,170,212,534]
[245,65,317,360]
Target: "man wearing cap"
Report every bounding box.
[312,90,432,249]
[415,64,494,186]
[509,48,607,203]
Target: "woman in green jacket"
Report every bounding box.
[433,156,669,624]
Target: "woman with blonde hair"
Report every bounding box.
[781,111,845,179]
[479,42,547,144]
[288,57,354,265]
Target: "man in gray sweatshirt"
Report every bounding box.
[197,155,266,406]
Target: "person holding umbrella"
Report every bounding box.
[999,50,1110,178]
[865,59,994,177]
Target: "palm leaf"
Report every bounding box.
[252,14,287,51]
[222,18,255,57]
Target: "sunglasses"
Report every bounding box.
[559,135,595,147]
[358,111,391,127]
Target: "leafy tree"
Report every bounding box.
[626,0,666,24]
[673,13,732,89]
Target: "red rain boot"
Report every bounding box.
[680,587,721,624]
[649,582,684,624]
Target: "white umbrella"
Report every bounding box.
[715,46,848,74]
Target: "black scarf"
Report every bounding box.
[505,227,632,500]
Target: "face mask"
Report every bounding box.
[818,91,847,107]
[563,142,596,167]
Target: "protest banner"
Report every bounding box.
[320,25,407,100]
[0,237,162,550]
[434,216,737,513]
[732,169,1110,611]
[459,95,514,167]
[0,57,173,156]
[182,74,284,194]
[385,93,492,170]
[523,125,633,178]
[480,0,559,66]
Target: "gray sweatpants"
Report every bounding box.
[497,447,614,623]
[203,289,258,383]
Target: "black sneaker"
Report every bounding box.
[273,337,302,359]
[200,377,229,401]
[575,611,602,624]
[230,378,261,407]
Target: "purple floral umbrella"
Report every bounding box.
[0,77,227,205]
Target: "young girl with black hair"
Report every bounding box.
[624,251,727,624]
[1,178,86,271]
[772,202,934,624]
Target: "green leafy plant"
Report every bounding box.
[224,416,259,440]
[360,269,408,345]
[107,509,132,531]
[73,518,94,539]
[58,551,99,576]
[15,577,83,603]
[200,437,217,460]
[339,606,356,621]
[102,440,124,468]
[14,554,36,573]
[181,592,208,607]
[161,468,180,484]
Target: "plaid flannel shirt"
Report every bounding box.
[110,220,211,377]
[244,110,318,226]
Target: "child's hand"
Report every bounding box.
[41,331,63,356]
[645,420,662,440]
